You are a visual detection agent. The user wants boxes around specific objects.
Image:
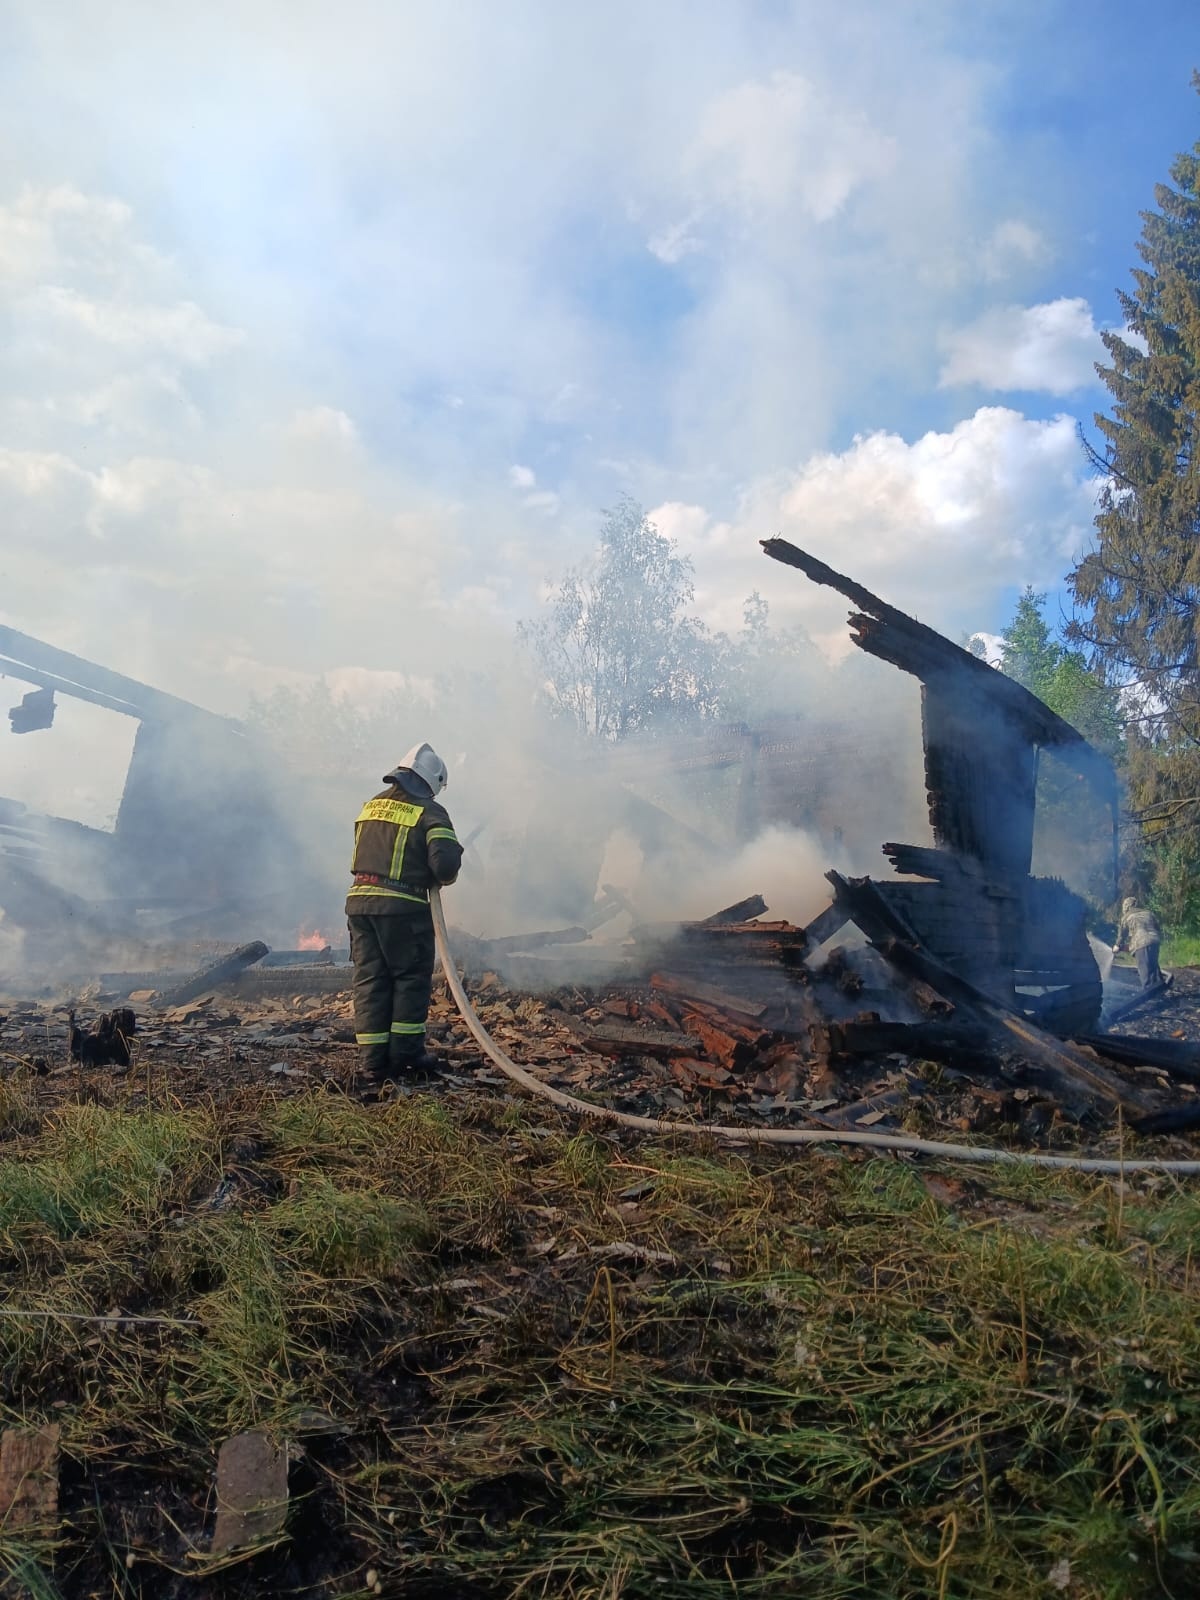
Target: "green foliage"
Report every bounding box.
[716,589,823,722]
[1068,81,1200,927]
[998,590,1122,907]
[518,497,728,739]
[1069,90,1200,722]
[1001,585,1062,701]
[1002,588,1122,753]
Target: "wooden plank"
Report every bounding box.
[559,1016,701,1059]
[648,972,768,1021]
[164,942,269,1007]
[211,1430,288,1554]
[680,1011,751,1070]
[0,1424,60,1532]
[701,894,768,924]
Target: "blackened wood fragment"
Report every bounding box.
[559,1016,701,1059]
[701,895,768,925]
[69,1007,136,1067]
[163,942,269,1007]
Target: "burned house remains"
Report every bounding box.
[761,538,1115,1036]
[1,625,317,965]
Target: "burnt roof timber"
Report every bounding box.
[0,625,240,731]
[760,538,1113,778]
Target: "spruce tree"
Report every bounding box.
[1071,85,1200,717]
[1002,586,1063,701]
[1069,78,1200,918]
[1000,589,1122,907]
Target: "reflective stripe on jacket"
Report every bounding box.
[345,779,463,915]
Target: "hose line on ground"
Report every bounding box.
[431,890,1200,1176]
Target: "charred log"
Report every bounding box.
[701,895,769,925]
[163,942,269,1007]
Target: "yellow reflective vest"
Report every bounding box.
[345,782,462,915]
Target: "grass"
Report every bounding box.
[0,1087,1197,1598]
[1159,933,1200,968]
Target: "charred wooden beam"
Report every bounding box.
[162,942,269,1007]
[701,894,769,925]
[825,871,921,946]
[559,1016,702,1059]
[0,625,240,731]
[758,540,1115,779]
[1130,1103,1200,1136]
[801,901,851,948]
[878,938,1157,1116]
[882,842,978,881]
[1075,1032,1200,1087]
[825,869,1157,1115]
[830,1016,996,1064]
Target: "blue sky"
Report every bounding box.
[1,0,1198,713]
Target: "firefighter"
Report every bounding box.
[346,743,463,1086]
[1115,896,1164,991]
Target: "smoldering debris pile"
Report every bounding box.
[4,541,1199,1149]
[3,886,1199,1150]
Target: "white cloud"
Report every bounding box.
[656,407,1097,640]
[644,70,901,280]
[0,184,148,286]
[509,464,536,489]
[969,630,1005,665]
[939,298,1102,395]
[646,212,705,266]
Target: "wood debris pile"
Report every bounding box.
[4,889,1198,1152]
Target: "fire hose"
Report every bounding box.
[430,891,1200,1176]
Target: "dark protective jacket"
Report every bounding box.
[345,771,463,917]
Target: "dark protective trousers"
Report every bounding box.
[347,912,437,1075]
[1135,941,1163,990]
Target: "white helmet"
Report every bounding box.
[394,741,448,795]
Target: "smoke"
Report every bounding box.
[0,3,1140,983]
[647,825,845,928]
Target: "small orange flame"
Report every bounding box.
[297,928,328,951]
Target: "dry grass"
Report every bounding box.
[0,1080,1197,1598]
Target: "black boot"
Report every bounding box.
[385,1042,442,1082]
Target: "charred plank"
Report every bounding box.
[163,942,269,1007]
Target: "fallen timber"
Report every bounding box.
[4,893,1196,1160]
[22,879,1178,1135]
[163,941,270,1008]
[1075,1031,1200,1086]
